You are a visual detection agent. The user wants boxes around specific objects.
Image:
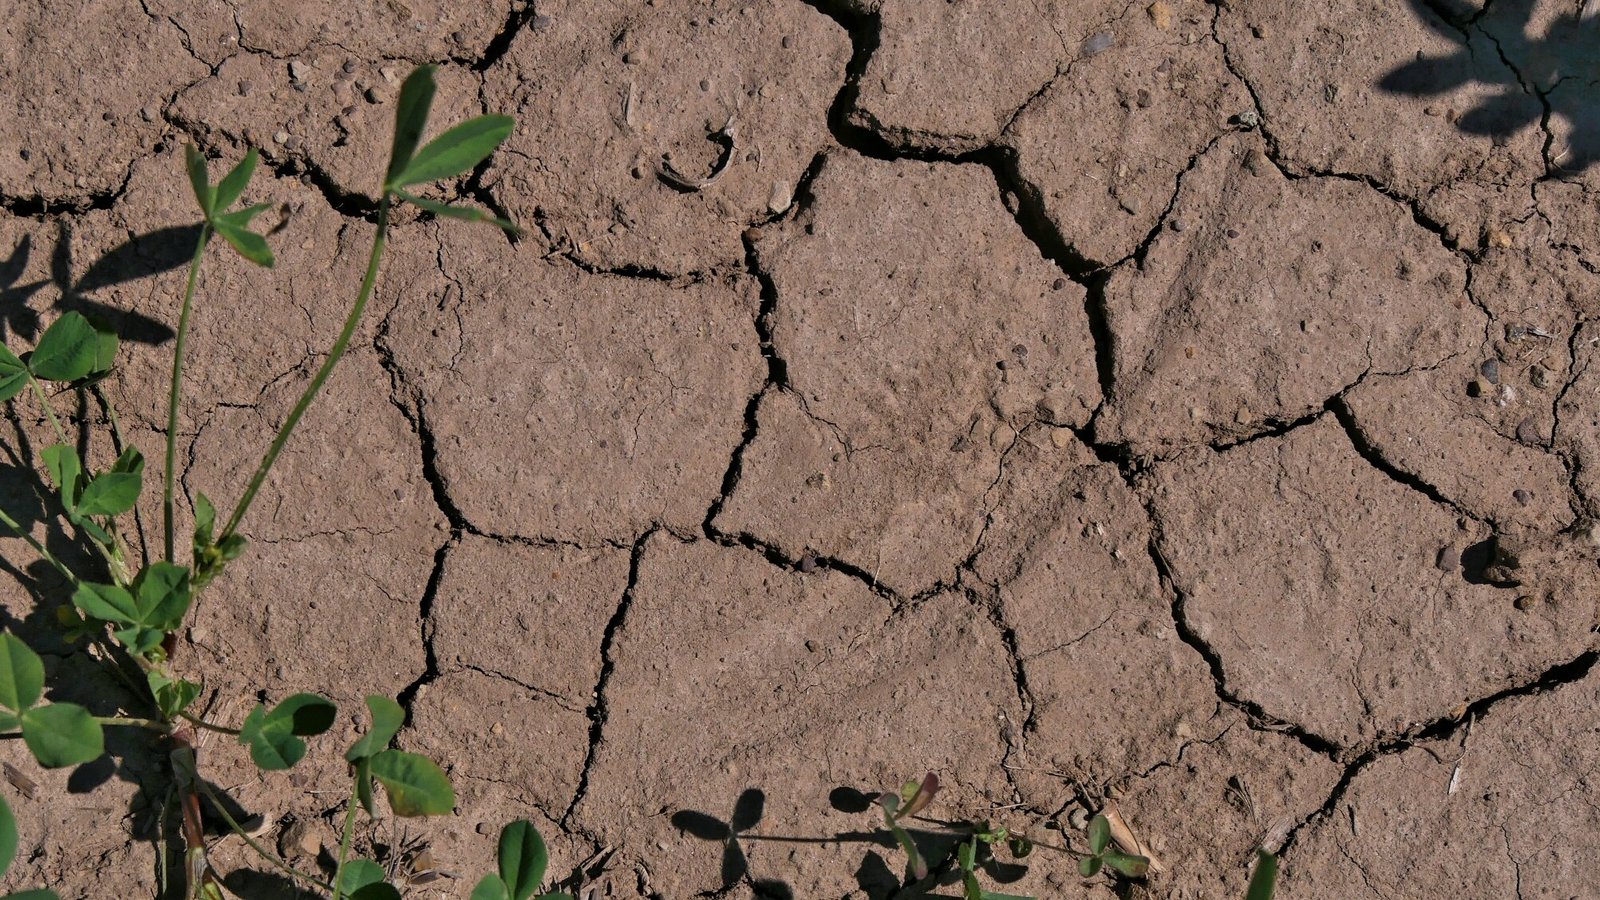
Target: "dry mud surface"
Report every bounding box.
[1,0,1598,898]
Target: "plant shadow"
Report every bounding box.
[1379,0,1600,175]
[672,785,1031,900]
[0,222,193,348]
[221,869,323,900]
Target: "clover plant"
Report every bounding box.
[0,64,553,899]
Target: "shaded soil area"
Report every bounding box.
[1,0,1598,897]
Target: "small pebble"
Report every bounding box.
[1513,489,1532,506]
[1147,1,1173,29]
[1516,417,1540,444]
[1479,359,1500,384]
[1579,519,1600,546]
[767,180,792,214]
[991,423,1016,449]
[1435,545,1459,572]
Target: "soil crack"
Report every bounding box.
[562,527,654,827]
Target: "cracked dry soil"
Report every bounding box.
[1,0,1598,897]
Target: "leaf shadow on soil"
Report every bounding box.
[221,870,322,900]
[1379,0,1600,174]
[671,786,1031,899]
[0,223,195,349]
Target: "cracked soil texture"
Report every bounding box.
[0,0,1598,898]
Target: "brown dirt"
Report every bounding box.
[1,1,1598,898]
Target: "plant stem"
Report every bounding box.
[91,715,166,730]
[178,710,240,736]
[221,197,391,543]
[330,778,362,900]
[165,224,211,564]
[167,737,220,899]
[195,780,335,893]
[0,504,76,583]
[25,375,68,449]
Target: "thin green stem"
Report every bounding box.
[330,778,362,900]
[165,224,211,564]
[221,197,390,542]
[26,375,68,448]
[177,710,240,736]
[196,780,335,893]
[91,715,166,730]
[0,504,76,583]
